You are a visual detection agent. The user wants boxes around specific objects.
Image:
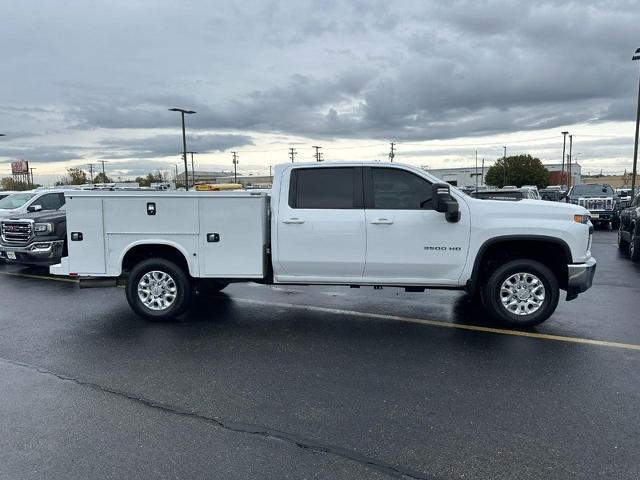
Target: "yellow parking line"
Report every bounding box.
[0,271,79,283]
[236,298,640,352]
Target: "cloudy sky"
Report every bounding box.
[1,0,639,184]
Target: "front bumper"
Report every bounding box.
[589,210,619,222]
[566,257,597,301]
[0,240,65,265]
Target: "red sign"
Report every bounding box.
[11,160,29,175]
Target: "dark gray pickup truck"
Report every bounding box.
[0,205,67,266]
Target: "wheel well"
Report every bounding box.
[121,244,190,277]
[473,239,570,291]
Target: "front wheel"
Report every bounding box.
[482,259,559,328]
[126,258,192,321]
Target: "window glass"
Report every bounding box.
[36,193,63,210]
[294,168,355,209]
[372,168,432,209]
[0,193,35,209]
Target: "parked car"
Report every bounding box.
[616,188,633,208]
[565,184,620,229]
[52,162,595,327]
[618,192,640,261]
[0,190,68,266]
[470,188,538,200]
[521,185,541,199]
[539,188,564,202]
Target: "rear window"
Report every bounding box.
[289,168,356,209]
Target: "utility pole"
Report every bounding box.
[87,163,94,183]
[232,151,238,183]
[631,47,640,200]
[475,150,478,192]
[289,147,297,163]
[97,160,108,178]
[389,142,396,162]
[186,151,197,187]
[502,146,507,187]
[312,146,322,162]
[269,165,272,177]
[561,131,569,189]
[481,158,485,187]
[169,107,196,190]
[174,164,179,187]
[29,167,36,187]
[568,134,573,189]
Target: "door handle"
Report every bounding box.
[283,218,305,224]
[370,218,393,225]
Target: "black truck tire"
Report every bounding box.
[630,226,640,262]
[482,259,559,328]
[126,258,192,321]
[618,226,629,250]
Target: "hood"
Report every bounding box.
[0,208,21,219]
[465,196,589,218]
[2,210,65,223]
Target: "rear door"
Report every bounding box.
[275,166,366,279]
[363,166,470,284]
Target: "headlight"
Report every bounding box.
[34,223,53,235]
[574,214,590,224]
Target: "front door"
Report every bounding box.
[363,166,470,284]
[275,166,366,279]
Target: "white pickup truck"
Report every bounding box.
[51,162,596,327]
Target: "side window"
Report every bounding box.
[58,193,66,207]
[371,168,432,210]
[289,167,359,209]
[36,194,63,210]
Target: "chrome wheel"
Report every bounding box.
[137,270,177,311]
[499,272,546,316]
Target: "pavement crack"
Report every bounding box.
[0,356,435,480]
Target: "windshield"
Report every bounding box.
[571,184,614,196]
[0,192,35,209]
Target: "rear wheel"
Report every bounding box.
[126,258,191,321]
[482,259,559,327]
[630,226,640,262]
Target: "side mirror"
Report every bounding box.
[27,204,43,212]
[431,183,460,223]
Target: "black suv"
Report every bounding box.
[565,184,620,229]
[619,192,640,261]
[0,192,67,266]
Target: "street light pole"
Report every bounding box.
[561,131,568,189]
[186,151,197,187]
[631,47,640,200]
[568,135,573,189]
[169,108,196,190]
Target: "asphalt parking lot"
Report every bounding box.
[0,229,639,480]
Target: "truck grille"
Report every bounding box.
[1,221,33,246]
[578,197,614,211]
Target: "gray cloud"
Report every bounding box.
[0,0,638,171]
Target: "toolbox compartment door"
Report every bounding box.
[66,196,106,275]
